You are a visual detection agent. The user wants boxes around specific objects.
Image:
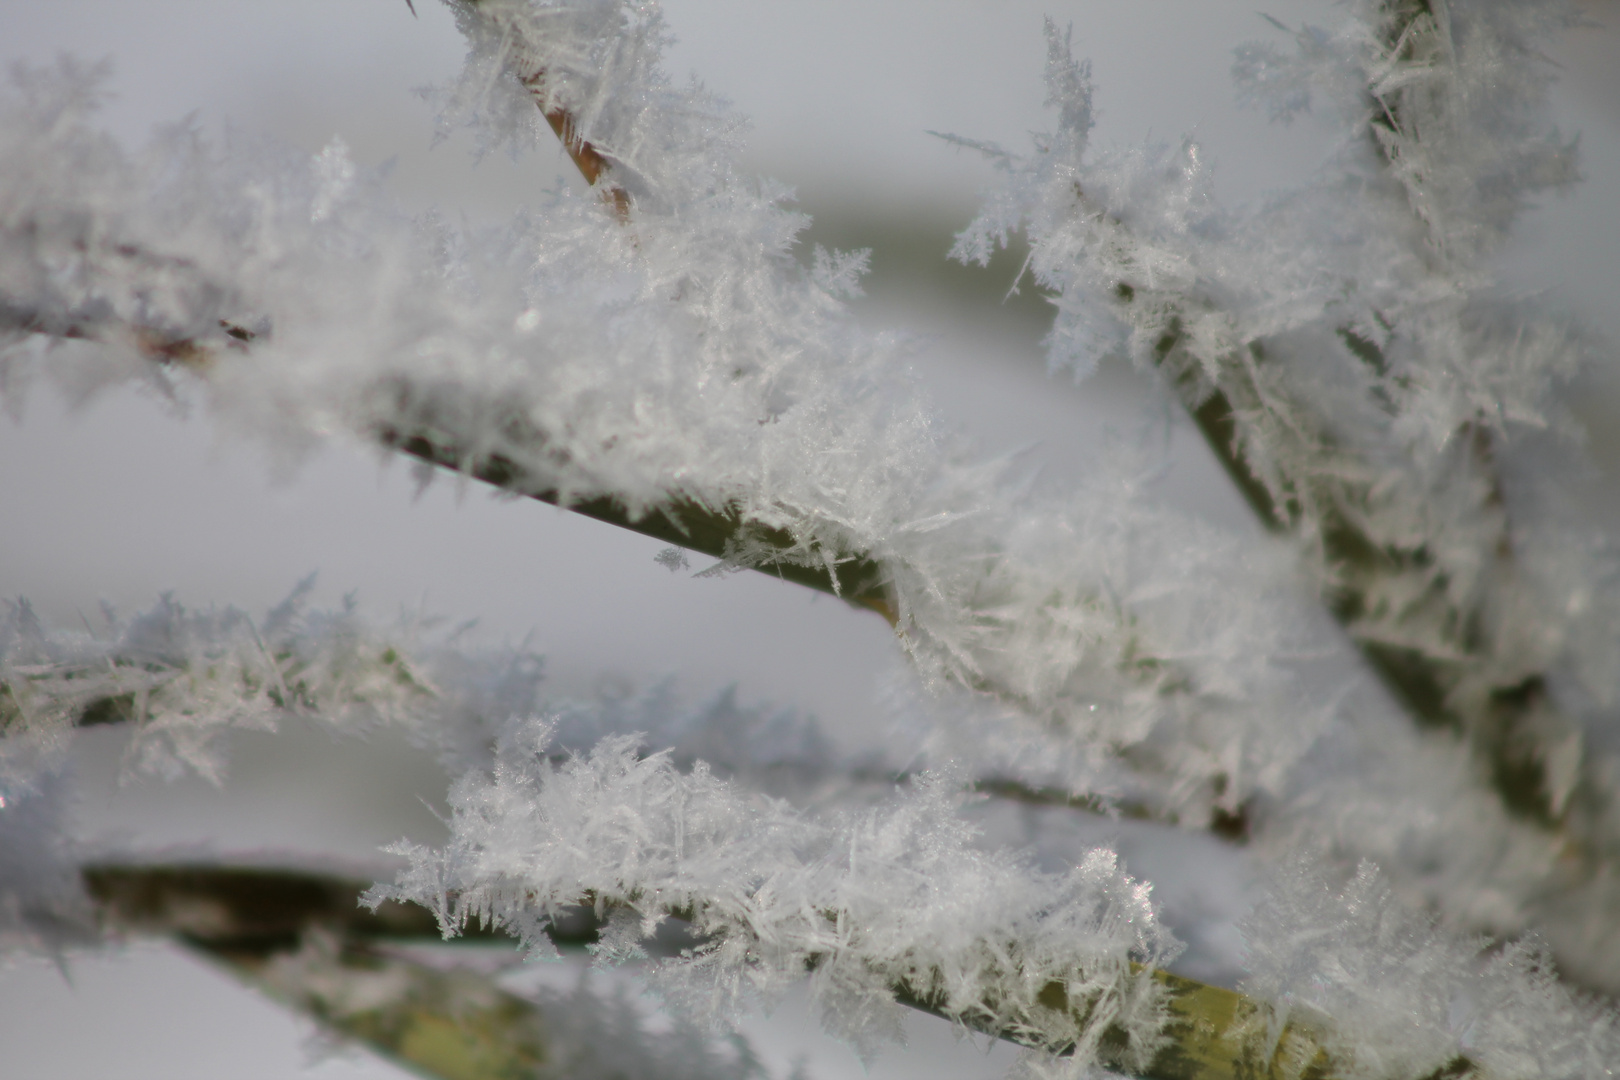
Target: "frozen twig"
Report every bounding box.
[84,864,1343,1080]
[0,35,1317,833]
[952,0,1620,979]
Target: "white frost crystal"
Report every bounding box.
[2,0,1619,1073]
[0,583,544,784]
[1243,857,1620,1079]
[0,5,1361,829]
[369,721,1178,1072]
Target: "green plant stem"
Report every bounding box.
[372,420,897,623]
[1084,0,1593,840]
[9,297,1242,835]
[2,29,1267,836]
[84,863,1392,1080]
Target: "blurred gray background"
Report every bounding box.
[0,2,1615,1077]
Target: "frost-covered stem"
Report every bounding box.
[897,966,1343,1080]
[1090,0,1584,832]
[439,8,901,621]
[1340,1,1565,819]
[480,24,1264,831]
[1148,304,1568,822]
[374,417,897,624]
[0,207,884,624]
[1315,0,1580,829]
[519,69,632,220]
[86,865,587,1080]
[454,0,630,219]
[0,284,898,626]
[87,862,1358,1080]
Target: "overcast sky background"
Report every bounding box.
[0,3,1615,1077]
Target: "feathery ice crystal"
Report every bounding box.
[952,0,1620,985]
[368,719,1178,1072]
[3,0,1620,1075]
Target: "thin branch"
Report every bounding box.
[373,419,897,624]
[1047,0,1594,843]
[86,865,608,1080]
[519,68,632,221]
[0,288,896,624]
[85,863,1376,1080]
[3,6,1390,841]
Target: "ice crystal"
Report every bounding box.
[0,9,1362,833]
[1242,857,1620,1079]
[3,1,1620,1070]
[369,720,1179,1072]
[0,583,545,785]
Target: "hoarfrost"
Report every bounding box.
[2,0,1619,1071]
[951,6,1611,730]
[368,720,1179,1073]
[0,9,1358,832]
[0,584,545,784]
[1,583,862,801]
[1242,856,1620,1079]
[952,1,1620,982]
[0,768,92,954]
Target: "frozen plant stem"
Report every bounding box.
[0,295,898,625]
[86,863,1361,1080]
[374,418,898,623]
[1239,0,1586,829]
[85,865,554,1080]
[0,47,1240,830]
[403,4,1261,832]
[518,67,632,220]
[992,0,1593,833]
[1307,1,1589,828]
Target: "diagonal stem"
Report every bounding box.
[85,862,1376,1080]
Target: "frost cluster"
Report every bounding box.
[368,720,1177,1073]
[0,7,1370,832]
[0,767,91,953]
[952,6,1614,738]
[951,0,1620,977]
[1,0,1618,1074]
[24,0,1448,867]
[0,585,871,975]
[1243,857,1620,1079]
[0,581,547,787]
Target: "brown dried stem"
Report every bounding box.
[520,68,633,220]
